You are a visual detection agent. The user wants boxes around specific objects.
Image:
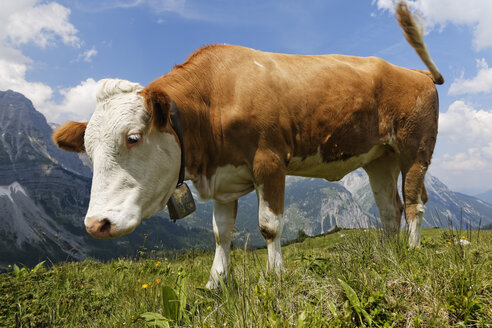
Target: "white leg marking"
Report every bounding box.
[364,154,402,236]
[371,183,401,235]
[409,195,425,247]
[256,185,284,273]
[267,237,283,272]
[206,200,236,289]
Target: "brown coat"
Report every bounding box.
[141,44,439,215]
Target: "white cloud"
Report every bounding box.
[142,0,185,13]
[430,152,492,194]
[0,45,54,111]
[430,100,492,192]
[375,0,492,50]
[78,47,98,62]
[4,1,80,48]
[81,0,186,14]
[44,78,98,122]
[440,149,490,171]
[0,0,98,123]
[449,59,492,95]
[439,100,492,144]
[482,142,492,159]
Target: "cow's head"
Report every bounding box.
[53,79,181,238]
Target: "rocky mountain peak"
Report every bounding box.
[0,90,91,181]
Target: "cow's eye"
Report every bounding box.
[127,133,142,148]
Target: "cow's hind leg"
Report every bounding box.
[403,161,428,247]
[400,87,437,247]
[206,199,237,289]
[256,184,285,272]
[254,150,286,273]
[363,150,403,237]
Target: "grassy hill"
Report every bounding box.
[1,229,491,327]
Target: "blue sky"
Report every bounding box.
[1,0,492,194]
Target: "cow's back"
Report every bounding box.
[153,45,438,178]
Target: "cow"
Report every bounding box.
[53,3,443,288]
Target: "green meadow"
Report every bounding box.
[1,228,491,327]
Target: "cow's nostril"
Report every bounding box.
[85,217,113,239]
[100,219,111,233]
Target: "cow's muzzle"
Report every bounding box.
[85,218,113,239]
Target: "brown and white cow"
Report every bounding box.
[53,3,443,288]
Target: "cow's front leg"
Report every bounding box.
[206,199,237,289]
[253,150,286,273]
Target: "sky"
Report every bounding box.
[1,0,492,195]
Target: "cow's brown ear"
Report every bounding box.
[141,88,171,132]
[52,121,87,152]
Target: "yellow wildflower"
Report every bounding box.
[156,278,161,283]
[142,284,148,289]
[155,261,160,267]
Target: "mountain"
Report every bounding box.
[0,90,92,269]
[424,175,492,229]
[0,91,91,180]
[338,169,492,230]
[0,182,86,265]
[475,189,492,205]
[175,170,492,246]
[1,90,491,270]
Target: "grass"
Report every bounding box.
[1,229,491,327]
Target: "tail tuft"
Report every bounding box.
[396,1,444,85]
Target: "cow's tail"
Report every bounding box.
[396,2,444,85]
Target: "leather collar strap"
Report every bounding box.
[169,101,185,187]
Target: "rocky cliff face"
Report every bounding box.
[0,91,92,229]
[338,169,492,230]
[424,174,492,228]
[0,182,86,266]
[0,91,91,180]
[0,90,93,269]
[283,177,377,236]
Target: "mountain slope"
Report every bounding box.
[475,189,492,205]
[0,182,86,267]
[170,177,378,246]
[0,90,91,180]
[339,169,492,229]
[0,90,94,269]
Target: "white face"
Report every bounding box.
[83,79,180,238]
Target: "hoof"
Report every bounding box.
[205,279,219,290]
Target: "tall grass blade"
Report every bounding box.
[338,278,372,326]
[140,312,170,328]
[161,286,179,321]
